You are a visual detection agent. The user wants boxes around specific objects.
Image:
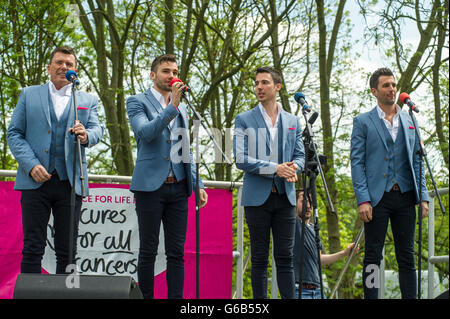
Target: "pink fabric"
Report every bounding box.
[0,182,232,299]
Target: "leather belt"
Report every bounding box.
[301,283,318,290]
[391,183,400,191]
[165,176,186,184]
[271,186,277,193]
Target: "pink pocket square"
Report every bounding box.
[77,107,89,110]
[409,126,415,129]
[288,127,295,130]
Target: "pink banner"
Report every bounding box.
[0,181,232,299]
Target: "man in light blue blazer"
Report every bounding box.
[126,54,208,299]
[233,67,305,299]
[7,47,103,274]
[351,67,429,299]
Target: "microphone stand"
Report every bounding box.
[68,83,86,270]
[406,108,445,299]
[297,108,335,299]
[181,91,232,299]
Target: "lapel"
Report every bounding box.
[66,90,77,130]
[144,88,163,115]
[280,110,289,160]
[399,110,413,156]
[368,106,388,150]
[39,83,51,127]
[251,106,271,151]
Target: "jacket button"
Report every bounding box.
[48,130,51,134]
[383,173,387,178]
[166,157,170,161]
[167,140,171,143]
[385,157,388,161]
[45,149,49,153]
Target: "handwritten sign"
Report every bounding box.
[42,188,166,280]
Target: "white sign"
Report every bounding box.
[43,188,166,280]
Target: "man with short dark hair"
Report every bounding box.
[233,66,305,299]
[7,46,103,274]
[126,54,208,299]
[351,67,429,299]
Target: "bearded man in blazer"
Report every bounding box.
[126,54,208,299]
[7,46,103,274]
[351,67,429,299]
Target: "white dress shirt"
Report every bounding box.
[377,104,401,142]
[151,87,177,128]
[49,81,72,121]
[259,102,282,143]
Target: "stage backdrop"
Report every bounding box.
[0,182,232,299]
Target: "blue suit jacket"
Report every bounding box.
[233,106,305,206]
[126,89,203,196]
[350,106,428,206]
[7,83,103,196]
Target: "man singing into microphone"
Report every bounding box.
[233,66,305,298]
[350,67,429,299]
[7,46,103,274]
[126,54,208,299]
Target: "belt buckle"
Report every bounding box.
[392,184,400,191]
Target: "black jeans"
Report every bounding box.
[245,192,296,299]
[363,190,417,299]
[134,182,189,299]
[20,173,82,274]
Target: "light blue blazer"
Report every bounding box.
[126,89,203,196]
[7,83,103,196]
[350,106,428,206]
[233,106,305,207]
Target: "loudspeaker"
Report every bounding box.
[13,273,143,299]
[436,289,449,299]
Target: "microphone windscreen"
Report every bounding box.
[294,92,305,103]
[65,70,78,82]
[169,78,183,86]
[399,92,410,104]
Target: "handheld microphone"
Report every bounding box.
[65,70,80,85]
[169,78,190,92]
[294,92,311,112]
[399,92,419,113]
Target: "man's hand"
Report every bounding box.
[358,202,373,223]
[30,164,51,183]
[170,80,184,108]
[276,162,297,182]
[419,201,429,218]
[69,120,88,144]
[344,242,360,257]
[199,188,208,208]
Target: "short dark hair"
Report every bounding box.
[369,67,394,89]
[49,46,77,66]
[151,54,177,72]
[256,66,282,84]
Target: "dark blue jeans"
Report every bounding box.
[134,182,188,299]
[245,192,296,299]
[363,189,417,299]
[20,173,82,274]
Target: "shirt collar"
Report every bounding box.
[49,81,72,97]
[376,104,401,120]
[259,102,282,122]
[151,86,170,108]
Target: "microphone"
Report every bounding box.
[294,92,311,112]
[399,92,419,113]
[169,78,190,92]
[65,70,80,85]
[308,111,319,125]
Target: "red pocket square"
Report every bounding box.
[289,127,295,130]
[409,126,415,129]
[77,107,89,110]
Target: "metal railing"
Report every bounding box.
[2,169,448,299]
